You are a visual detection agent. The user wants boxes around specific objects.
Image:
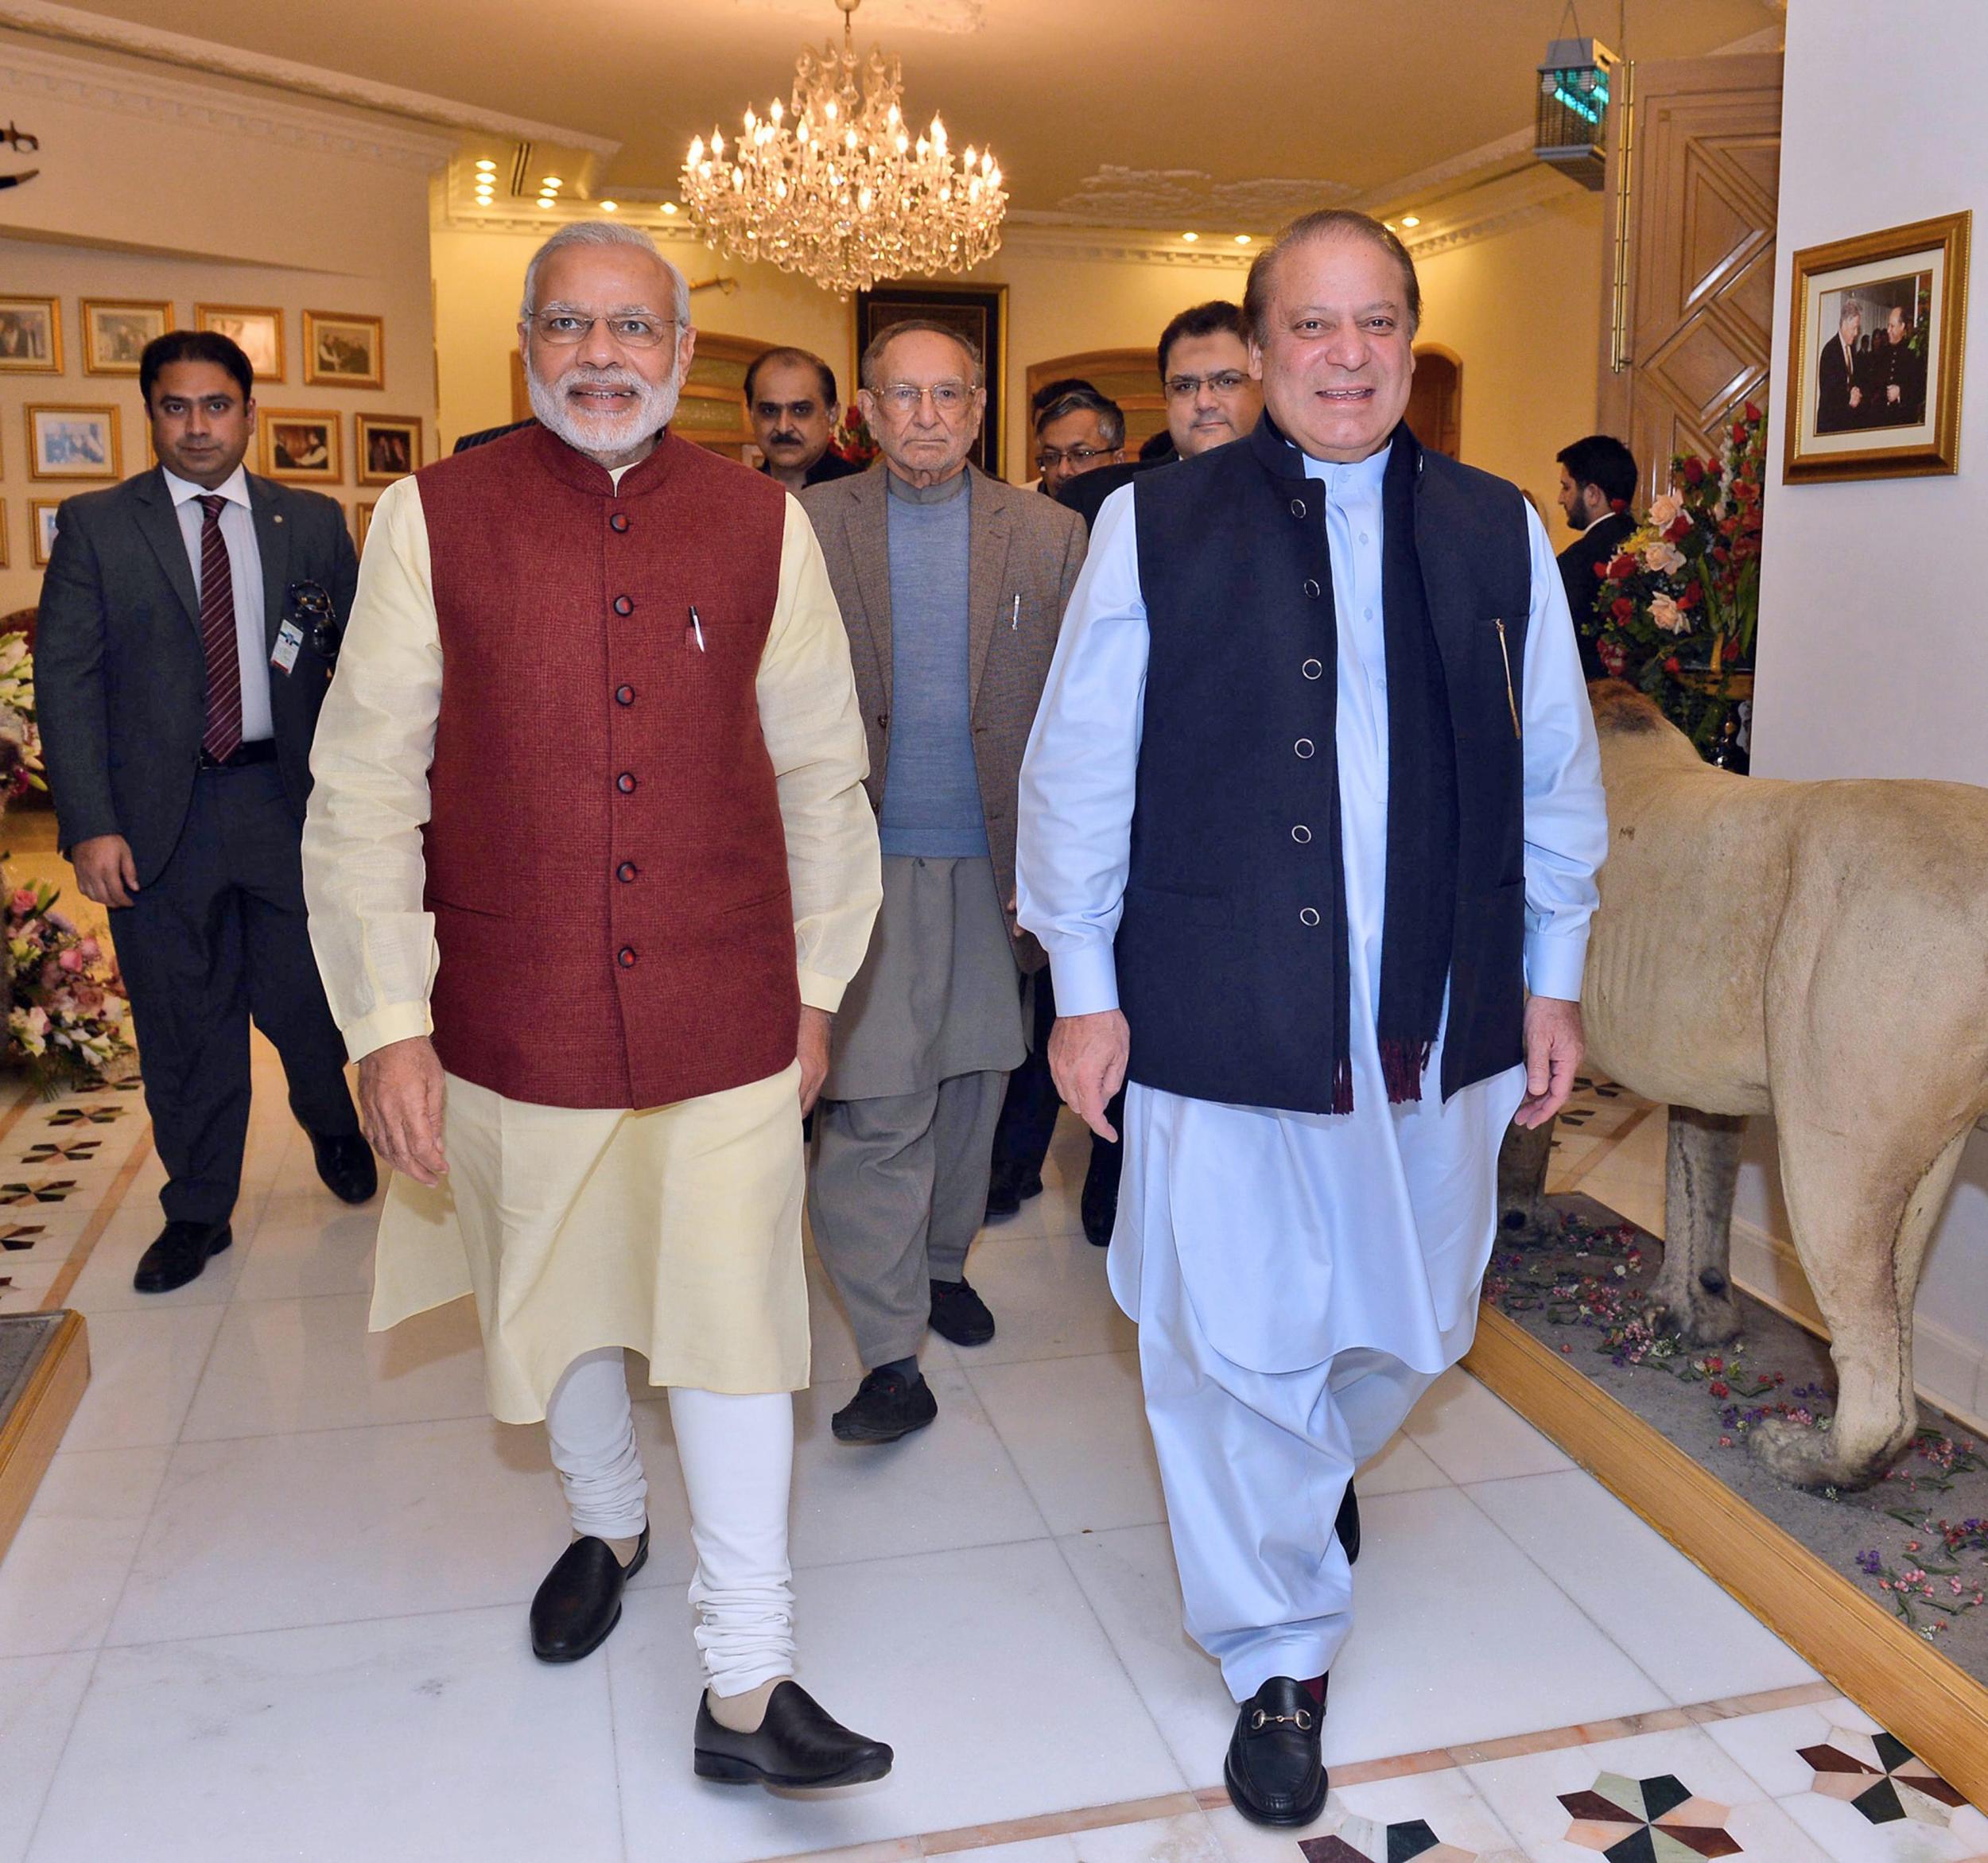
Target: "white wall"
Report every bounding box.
[0,34,446,612]
[1741,0,1988,1426]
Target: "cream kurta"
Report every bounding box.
[302,471,881,1423]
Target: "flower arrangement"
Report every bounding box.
[1593,399,1765,751]
[4,875,134,1094]
[829,405,879,467]
[0,631,46,804]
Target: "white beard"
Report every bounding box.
[526,358,682,462]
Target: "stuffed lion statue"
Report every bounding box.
[1501,681,1988,1490]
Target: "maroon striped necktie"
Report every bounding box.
[196,492,243,763]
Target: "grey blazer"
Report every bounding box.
[800,464,1086,974]
[36,467,359,883]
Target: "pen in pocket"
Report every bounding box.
[687,604,707,652]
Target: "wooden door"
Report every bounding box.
[1598,53,1782,505]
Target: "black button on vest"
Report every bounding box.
[616,945,638,968]
[613,595,634,616]
[615,684,635,706]
[616,772,636,794]
[616,860,638,883]
[610,511,630,533]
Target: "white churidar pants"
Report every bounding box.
[545,1347,797,1696]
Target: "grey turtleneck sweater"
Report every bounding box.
[878,468,989,859]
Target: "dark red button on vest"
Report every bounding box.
[610,511,630,532]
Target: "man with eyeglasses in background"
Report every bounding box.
[987,302,1266,1245]
[1034,383,1128,498]
[798,319,1087,1445]
[303,220,893,1791]
[747,346,864,494]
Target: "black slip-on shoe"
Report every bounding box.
[693,1680,893,1788]
[530,1523,649,1662]
[1337,1478,1361,1565]
[1080,1166,1118,1248]
[1225,1675,1328,1827]
[133,1220,232,1294]
[310,1131,379,1205]
[927,1275,995,1346]
[831,1368,938,1444]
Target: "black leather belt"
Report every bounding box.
[199,739,278,770]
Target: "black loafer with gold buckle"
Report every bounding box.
[1224,1675,1327,1826]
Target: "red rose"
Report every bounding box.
[1664,514,1692,542]
[1744,401,1762,422]
[1664,655,1682,674]
[1683,457,1706,486]
[1679,584,1699,607]
[1731,421,1746,442]
[1606,554,1638,581]
[1611,596,1635,622]
[1609,497,1629,513]
[1710,1380,1730,1399]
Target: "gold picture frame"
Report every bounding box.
[1784,210,1971,483]
[259,409,342,483]
[355,413,421,485]
[26,405,121,481]
[354,500,376,551]
[303,310,385,390]
[80,300,172,375]
[0,297,61,374]
[194,305,285,385]
[29,500,62,568]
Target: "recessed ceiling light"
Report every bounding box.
[474,158,496,173]
[1233,234,1252,245]
[542,176,563,188]
[538,197,554,208]
[661,202,679,215]
[1181,231,1199,243]
[1399,213,1421,228]
[600,200,618,212]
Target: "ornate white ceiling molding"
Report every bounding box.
[0,0,618,154]
[1353,126,1539,217]
[727,0,985,30]
[1,36,457,172]
[1043,165,1353,231]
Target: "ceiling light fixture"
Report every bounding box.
[1233,234,1252,245]
[600,200,618,212]
[475,158,496,173]
[1398,214,1421,229]
[661,202,679,215]
[1182,231,1199,243]
[542,176,563,189]
[681,0,1005,296]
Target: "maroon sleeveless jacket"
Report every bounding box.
[415,424,798,1109]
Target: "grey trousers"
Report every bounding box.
[808,1069,1006,1368]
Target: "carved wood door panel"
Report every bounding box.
[1598,52,1783,506]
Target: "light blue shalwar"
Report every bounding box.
[1015,441,1607,1699]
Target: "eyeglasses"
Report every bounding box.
[871,381,975,415]
[1035,444,1117,471]
[1163,369,1251,401]
[529,312,676,349]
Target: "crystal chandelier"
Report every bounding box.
[681,0,1006,297]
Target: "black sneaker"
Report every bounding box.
[831,1367,938,1444]
[928,1276,995,1346]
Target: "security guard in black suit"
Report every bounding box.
[37,330,375,1293]
[1553,433,1640,685]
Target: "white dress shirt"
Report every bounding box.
[161,463,274,743]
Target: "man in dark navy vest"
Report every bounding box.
[1017,210,1607,1830]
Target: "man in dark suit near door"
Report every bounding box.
[1553,433,1639,684]
[37,329,375,1294]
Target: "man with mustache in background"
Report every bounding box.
[302,221,892,1792]
[747,347,864,493]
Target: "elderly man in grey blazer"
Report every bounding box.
[801,319,1086,1444]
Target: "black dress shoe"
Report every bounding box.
[1080,1165,1118,1248]
[928,1276,994,1346]
[1336,1479,1360,1565]
[693,1679,893,1788]
[1225,1675,1328,1827]
[530,1524,649,1662]
[311,1131,379,1205]
[831,1368,938,1444]
[133,1220,232,1294]
[984,1176,1023,1221]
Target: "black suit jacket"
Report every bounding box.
[1056,458,1149,534]
[1816,336,1865,433]
[36,468,359,883]
[1555,510,1636,684]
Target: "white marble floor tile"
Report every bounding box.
[106,1413,681,1644]
[609,1539,1186,1861]
[60,1199,255,1314]
[956,1228,1137,1365]
[1464,1721,1828,1863]
[1325,1486,1671,1766]
[969,1349,1166,1535]
[1208,1761,1526,1861]
[1466,1471,1818,1705]
[230,1189,379,1299]
[1402,1368,1574,1485]
[0,1651,95,1863]
[56,1302,225,1451]
[25,1605,623,1863]
[786,1364,1051,1567]
[179,1291,488,1441]
[1057,1523,1234,1783]
[965,1811,1226,1862]
[0,1446,170,1655]
[1357,1431,1452,1497]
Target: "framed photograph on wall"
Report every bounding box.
[81,300,172,375]
[30,500,63,568]
[304,311,385,390]
[195,305,285,384]
[0,297,62,374]
[1785,210,1971,483]
[355,413,421,485]
[852,281,1007,478]
[260,409,341,483]
[27,406,120,481]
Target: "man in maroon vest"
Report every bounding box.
[302,222,891,1791]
